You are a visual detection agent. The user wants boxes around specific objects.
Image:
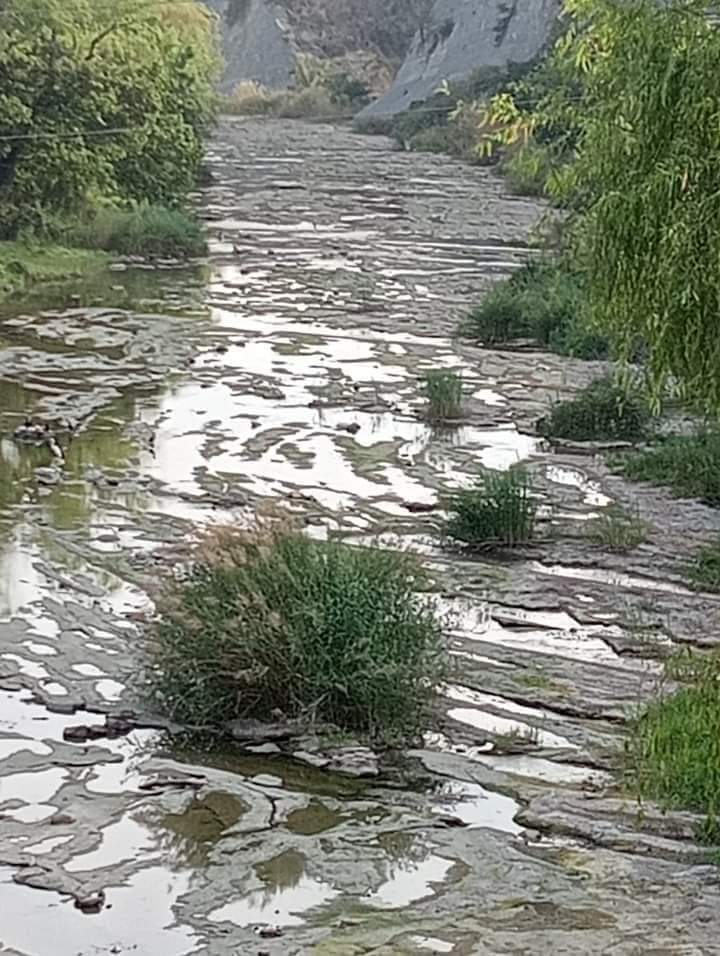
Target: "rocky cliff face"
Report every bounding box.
[207,0,433,93]
[206,0,295,93]
[359,0,561,118]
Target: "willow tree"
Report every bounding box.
[0,0,219,235]
[561,0,720,411]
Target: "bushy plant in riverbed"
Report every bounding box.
[588,504,651,553]
[612,430,720,505]
[537,377,652,443]
[630,652,720,842]
[422,370,463,422]
[59,205,206,258]
[148,519,448,738]
[444,468,536,549]
[461,261,609,360]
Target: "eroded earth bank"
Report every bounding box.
[1,118,720,956]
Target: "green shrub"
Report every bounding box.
[148,520,448,738]
[62,205,206,257]
[423,370,463,422]
[223,80,276,115]
[630,653,720,842]
[537,377,652,442]
[0,241,108,302]
[444,468,536,549]
[501,142,555,197]
[588,505,651,552]
[461,261,609,360]
[613,430,720,505]
[688,539,720,591]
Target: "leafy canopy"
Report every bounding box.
[0,0,219,236]
[486,0,720,412]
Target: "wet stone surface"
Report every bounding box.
[1,118,720,954]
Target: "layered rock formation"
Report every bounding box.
[360,0,562,118]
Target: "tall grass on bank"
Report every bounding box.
[588,504,651,553]
[422,370,463,422]
[61,204,206,257]
[148,520,448,739]
[0,240,108,302]
[537,377,652,443]
[630,652,720,842]
[613,430,720,505]
[461,261,609,360]
[688,538,720,592]
[444,468,536,549]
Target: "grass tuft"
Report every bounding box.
[537,377,652,443]
[501,143,555,197]
[60,204,206,258]
[0,240,108,302]
[444,468,536,550]
[688,538,720,592]
[630,652,720,842]
[612,430,720,505]
[422,370,463,422]
[588,504,651,552]
[461,261,609,360]
[148,518,449,739]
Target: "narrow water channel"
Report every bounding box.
[1,118,720,955]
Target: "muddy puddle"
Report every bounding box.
[2,118,720,954]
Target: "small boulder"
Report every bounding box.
[327,746,379,778]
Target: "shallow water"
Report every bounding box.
[0,118,717,955]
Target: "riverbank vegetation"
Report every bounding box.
[0,242,108,304]
[0,0,218,263]
[631,652,720,842]
[460,261,609,360]
[612,431,720,506]
[223,55,372,119]
[149,519,448,739]
[537,377,652,443]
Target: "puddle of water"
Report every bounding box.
[433,780,521,833]
[410,936,454,954]
[533,562,692,595]
[208,849,338,928]
[284,801,343,835]
[445,685,573,749]
[0,867,199,956]
[545,466,612,508]
[475,753,612,787]
[66,812,160,872]
[368,852,455,909]
[163,792,247,863]
[0,767,68,822]
[25,834,74,855]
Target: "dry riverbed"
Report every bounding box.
[1,118,719,955]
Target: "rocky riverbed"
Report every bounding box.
[1,118,720,955]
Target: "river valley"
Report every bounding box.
[1,118,720,955]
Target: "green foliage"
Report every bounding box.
[588,504,651,552]
[422,370,463,422]
[630,652,720,842]
[538,377,651,442]
[444,468,536,549]
[490,0,720,410]
[501,142,556,197]
[564,0,720,412]
[688,539,720,593]
[461,261,609,359]
[0,240,107,302]
[60,205,206,258]
[0,0,219,237]
[149,520,448,738]
[376,63,535,160]
[613,430,720,505]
